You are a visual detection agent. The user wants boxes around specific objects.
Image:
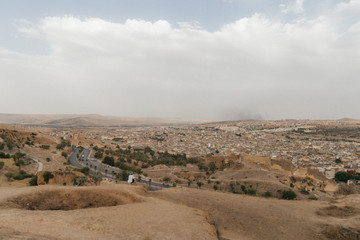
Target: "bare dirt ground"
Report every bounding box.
[154,187,360,240]
[0,184,217,240]
[1,183,359,240]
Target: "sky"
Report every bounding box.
[0,0,359,120]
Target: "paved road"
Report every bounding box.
[67,147,83,169]
[68,147,171,190]
[31,158,43,174]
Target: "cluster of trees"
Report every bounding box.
[5,170,34,181]
[92,145,198,172]
[335,171,360,183]
[56,140,71,150]
[0,152,11,158]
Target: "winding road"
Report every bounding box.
[67,147,171,190]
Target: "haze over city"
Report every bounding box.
[0,0,359,120]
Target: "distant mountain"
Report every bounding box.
[0,113,210,128]
[337,118,360,123]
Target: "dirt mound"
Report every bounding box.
[322,225,360,240]
[317,205,360,218]
[7,188,141,210]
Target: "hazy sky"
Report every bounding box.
[0,0,359,120]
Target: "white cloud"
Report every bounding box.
[280,0,305,14]
[1,2,360,120]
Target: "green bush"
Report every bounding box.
[61,152,67,159]
[213,185,218,191]
[241,185,247,194]
[43,171,54,184]
[94,151,103,159]
[300,189,310,195]
[120,170,128,181]
[282,190,297,200]
[102,156,115,166]
[248,189,256,195]
[29,175,38,186]
[0,152,11,158]
[80,167,90,175]
[308,196,318,200]
[264,191,272,198]
[334,171,352,182]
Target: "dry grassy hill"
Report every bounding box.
[0,184,359,240]
[0,113,209,127]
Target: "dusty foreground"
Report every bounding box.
[0,184,360,240]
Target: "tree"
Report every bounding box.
[95,151,103,159]
[334,171,352,183]
[43,171,54,184]
[102,156,114,166]
[61,152,67,159]
[29,175,38,186]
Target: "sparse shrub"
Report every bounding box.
[197,182,203,189]
[300,189,310,195]
[46,158,51,162]
[163,177,171,182]
[172,183,176,187]
[290,183,294,188]
[264,191,272,198]
[241,185,247,194]
[95,151,103,159]
[120,171,128,181]
[248,189,256,195]
[0,161,4,169]
[213,185,218,191]
[80,167,90,175]
[61,152,67,159]
[43,171,54,184]
[5,172,15,180]
[40,145,50,150]
[282,190,296,200]
[308,196,318,200]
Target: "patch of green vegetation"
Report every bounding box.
[282,190,297,200]
[43,171,54,184]
[56,140,71,150]
[264,191,272,198]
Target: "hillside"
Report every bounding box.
[0,184,359,240]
